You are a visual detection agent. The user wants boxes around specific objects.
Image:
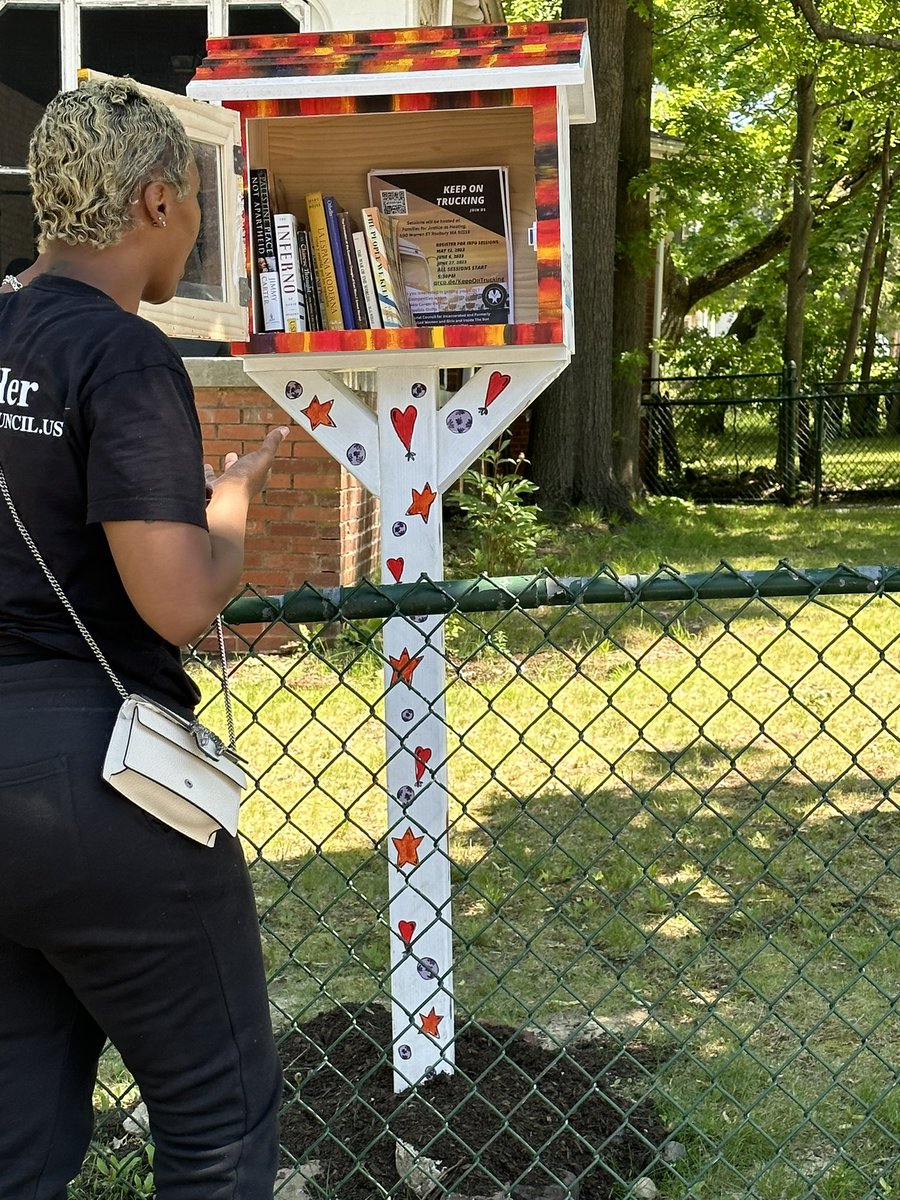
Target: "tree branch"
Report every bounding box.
[792,0,900,52]
[685,143,891,311]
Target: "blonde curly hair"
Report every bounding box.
[29,77,193,252]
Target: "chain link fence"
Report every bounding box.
[642,371,900,503]
[74,563,900,1200]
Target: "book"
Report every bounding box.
[323,194,356,329]
[368,166,514,327]
[352,229,383,329]
[304,191,343,331]
[360,206,411,329]
[248,168,284,332]
[273,212,307,333]
[337,210,369,329]
[297,225,322,332]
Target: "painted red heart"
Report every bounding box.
[390,405,417,453]
[414,746,433,784]
[398,920,416,945]
[387,557,404,583]
[484,371,511,409]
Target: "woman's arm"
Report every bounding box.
[102,426,289,646]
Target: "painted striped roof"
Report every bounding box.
[188,21,594,123]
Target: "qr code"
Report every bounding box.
[380,188,408,216]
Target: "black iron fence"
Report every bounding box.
[70,563,900,1200]
[642,368,900,503]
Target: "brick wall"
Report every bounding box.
[340,465,380,585]
[194,380,380,651]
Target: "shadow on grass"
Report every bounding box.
[255,765,900,1197]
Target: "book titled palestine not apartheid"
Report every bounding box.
[367,166,514,327]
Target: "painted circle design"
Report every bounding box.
[392,521,408,538]
[398,1044,412,1060]
[346,443,367,466]
[411,382,427,399]
[417,957,439,981]
[410,614,428,624]
[446,409,473,434]
[284,380,303,400]
[397,786,415,806]
[401,708,415,722]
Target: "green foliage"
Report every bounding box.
[653,0,900,368]
[455,441,547,577]
[667,325,782,379]
[69,1143,154,1199]
[502,0,561,20]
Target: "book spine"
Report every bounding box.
[360,207,405,329]
[297,226,321,332]
[337,210,369,330]
[249,168,284,332]
[305,191,343,331]
[273,212,307,333]
[379,210,414,327]
[323,195,356,329]
[352,230,383,329]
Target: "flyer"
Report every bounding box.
[367,166,514,326]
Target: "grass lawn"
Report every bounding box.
[654,405,900,494]
[74,500,900,1199]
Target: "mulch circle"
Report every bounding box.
[278,1004,671,1199]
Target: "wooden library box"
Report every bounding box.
[88,21,593,370]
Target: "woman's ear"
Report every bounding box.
[140,180,169,229]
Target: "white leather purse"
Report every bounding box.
[0,462,247,847]
[103,692,246,847]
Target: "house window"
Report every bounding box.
[81,8,210,94]
[0,0,308,275]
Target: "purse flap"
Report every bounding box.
[131,699,247,789]
[114,701,246,836]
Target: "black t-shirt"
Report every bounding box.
[0,275,208,710]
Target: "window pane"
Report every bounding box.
[177,140,224,303]
[0,5,61,168]
[229,6,301,35]
[0,177,35,280]
[81,7,207,95]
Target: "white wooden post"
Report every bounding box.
[243,357,563,1089]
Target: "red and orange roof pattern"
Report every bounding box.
[194,21,588,85]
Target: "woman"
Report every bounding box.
[0,80,286,1197]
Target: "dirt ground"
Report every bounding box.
[278,1004,671,1199]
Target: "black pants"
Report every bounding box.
[0,659,282,1199]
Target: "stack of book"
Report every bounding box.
[248,165,514,335]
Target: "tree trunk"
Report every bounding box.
[851,226,891,436]
[529,0,636,519]
[861,229,890,382]
[526,373,575,515]
[610,0,652,497]
[781,72,816,489]
[837,122,894,385]
[783,73,816,383]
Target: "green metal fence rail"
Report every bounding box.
[73,564,900,1200]
[642,369,900,503]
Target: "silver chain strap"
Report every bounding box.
[0,460,237,748]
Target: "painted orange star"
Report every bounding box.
[407,482,437,523]
[392,826,424,868]
[388,647,424,688]
[419,1007,444,1037]
[300,395,336,430]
